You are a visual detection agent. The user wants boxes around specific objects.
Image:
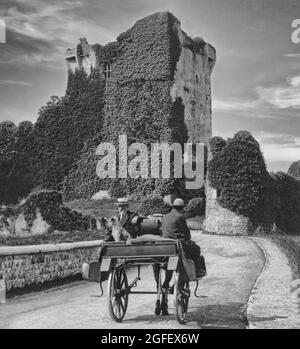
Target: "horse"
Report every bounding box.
[99,215,173,315]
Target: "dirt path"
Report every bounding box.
[0,233,264,329]
[247,237,300,329]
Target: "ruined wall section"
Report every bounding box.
[77,38,97,75]
[171,30,215,145]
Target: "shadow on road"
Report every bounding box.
[121,302,248,329]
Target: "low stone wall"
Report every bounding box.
[0,240,103,292]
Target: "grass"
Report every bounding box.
[65,198,142,219]
[265,231,300,279]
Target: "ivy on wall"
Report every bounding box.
[1,12,206,204]
[31,69,105,190]
[63,12,190,200]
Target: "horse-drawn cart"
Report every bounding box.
[98,240,201,324]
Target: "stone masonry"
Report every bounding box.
[0,241,102,292]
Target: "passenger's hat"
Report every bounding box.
[171,198,185,207]
[115,197,129,206]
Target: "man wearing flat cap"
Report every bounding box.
[161,198,205,277]
[161,198,191,241]
[156,198,206,315]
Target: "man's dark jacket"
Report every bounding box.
[161,209,191,241]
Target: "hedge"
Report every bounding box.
[272,172,300,234]
[288,160,300,179]
[138,194,171,216]
[208,131,268,217]
[184,197,205,218]
[0,121,33,204]
[208,132,300,235]
[20,190,97,232]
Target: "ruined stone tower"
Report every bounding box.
[63,12,216,199]
[65,11,216,146]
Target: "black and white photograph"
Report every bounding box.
[0,0,299,333]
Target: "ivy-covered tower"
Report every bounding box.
[65,11,215,145]
[63,11,216,199]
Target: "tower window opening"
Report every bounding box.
[104,63,112,79]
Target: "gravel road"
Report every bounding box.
[0,233,264,329]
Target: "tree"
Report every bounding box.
[288,160,300,179]
[208,131,268,217]
[31,68,105,190]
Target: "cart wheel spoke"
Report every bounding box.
[120,299,125,313]
[120,275,125,288]
[174,272,190,324]
[107,268,129,322]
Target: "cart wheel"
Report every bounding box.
[107,268,129,322]
[174,272,190,324]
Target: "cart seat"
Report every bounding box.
[100,239,180,259]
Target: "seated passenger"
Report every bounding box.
[154,198,206,316]
[162,198,206,279]
[115,197,143,238]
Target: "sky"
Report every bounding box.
[0,0,299,172]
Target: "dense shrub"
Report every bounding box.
[0,121,33,204]
[208,131,268,218]
[272,172,300,234]
[21,190,96,231]
[253,171,300,234]
[1,68,105,204]
[0,121,17,204]
[22,190,63,227]
[62,135,103,201]
[251,173,280,225]
[30,68,105,191]
[209,136,226,158]
[138,195,171,216]
[288,160,300,179]
[184,197,205,218]
[208,132,300,235]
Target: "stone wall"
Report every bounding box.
[171,29,215,145]
[204,182,250,235]
[0,240,102,292]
